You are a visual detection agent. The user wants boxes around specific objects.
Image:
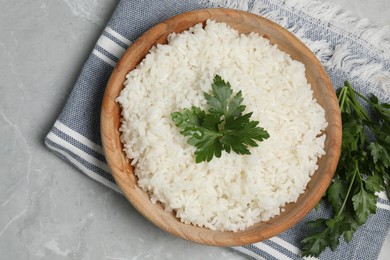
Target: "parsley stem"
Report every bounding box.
[346,84,370,104]
[339,87,348,113]
[336,162,358,218]
[344,83,370,121]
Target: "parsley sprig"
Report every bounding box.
[171,75,270,163]
[301,81,390,257]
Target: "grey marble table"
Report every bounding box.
[1,0,389,259]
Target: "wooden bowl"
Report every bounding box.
[101,8,341,246]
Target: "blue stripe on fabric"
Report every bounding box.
[45,138,115,183]
[95,45,119,62]
[262,239,299,259]
[58,54,113,145]
[102,31,129,49]
[45,142,122,195]
[243,244,278,260]
[107,0,208,43]
[51,127,107,162]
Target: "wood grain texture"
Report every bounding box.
[101,8,342,246]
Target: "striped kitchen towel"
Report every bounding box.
[45,0,390,259]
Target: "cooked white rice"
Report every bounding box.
[116,20,327,232]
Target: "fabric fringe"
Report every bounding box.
[286,0,390,53]
[202,0,390,101]
[203,0,250,10]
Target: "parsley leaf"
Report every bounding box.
[327,178,347,211]
[352,188,377,225]
[301,229,329,257]
[364,174,384,193]
[369,142,390,167]
[171,107,223,163]
[204,75,246,118]
[171,75,269,163]
[222,112,269,154]
[301,81,390,257]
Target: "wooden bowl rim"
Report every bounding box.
[101,8,341,246]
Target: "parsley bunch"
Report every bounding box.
[302,81,390,257]
[171,75,269,163]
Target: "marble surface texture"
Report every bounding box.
[0,0,389,259]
